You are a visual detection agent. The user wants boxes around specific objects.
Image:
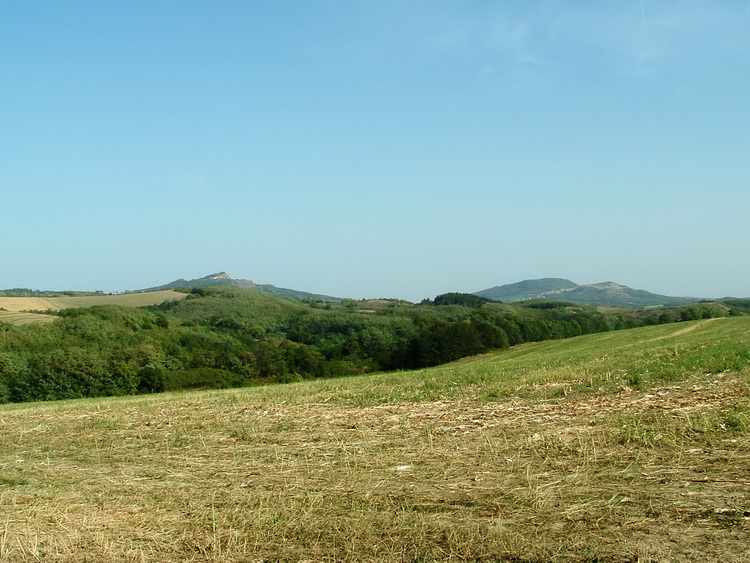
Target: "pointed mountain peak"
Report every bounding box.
[203,272,232,281]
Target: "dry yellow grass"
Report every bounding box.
[0,311,56,325]
[0,298,63,313]
[0,291,187,314]
[1,332,748,562]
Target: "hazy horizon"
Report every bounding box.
[1,270,741,303]
[3,2,748,302]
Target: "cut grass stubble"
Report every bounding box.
[1,317,749,561]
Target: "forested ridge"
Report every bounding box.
[0,286,739,403]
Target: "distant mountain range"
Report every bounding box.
[474,278,699,308]
[140,272,342,302]
[138,273,710,309]
[2,272,737,309]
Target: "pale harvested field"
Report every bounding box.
[1,318,749,562]
[0,375,747,562]
[0,311,56,325]
[0,290,187,313]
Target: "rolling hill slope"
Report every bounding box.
[476,277,699,308]
[141,272,341,302]
[1,317,748,561]
[0,290,187,313]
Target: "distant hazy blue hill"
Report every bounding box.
[140,272,342,302]
[475,278,698,308]
[475,278,578,303]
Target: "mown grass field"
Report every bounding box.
[0,291,188,325]
[1,317,749,561]
[0,312,56,326]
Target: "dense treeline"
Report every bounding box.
[427,293,493,307]
[0,288,106,297]
[0,287,737,403]
[723,299,750,315]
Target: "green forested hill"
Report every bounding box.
[475,277,579,302]
[0,286,739,403]
[140,272,342,302]
[475,278,698,307]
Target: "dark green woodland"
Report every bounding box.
[0,285,739,403]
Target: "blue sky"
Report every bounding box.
[2,1,749,301]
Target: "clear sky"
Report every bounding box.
[2,1,749,301]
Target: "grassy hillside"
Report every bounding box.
[0,285,739,403]
[0,290,187,321]
[1,317,748,561]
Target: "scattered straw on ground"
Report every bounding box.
[1,372,748,562]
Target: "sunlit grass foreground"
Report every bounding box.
[1,317,749,561]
